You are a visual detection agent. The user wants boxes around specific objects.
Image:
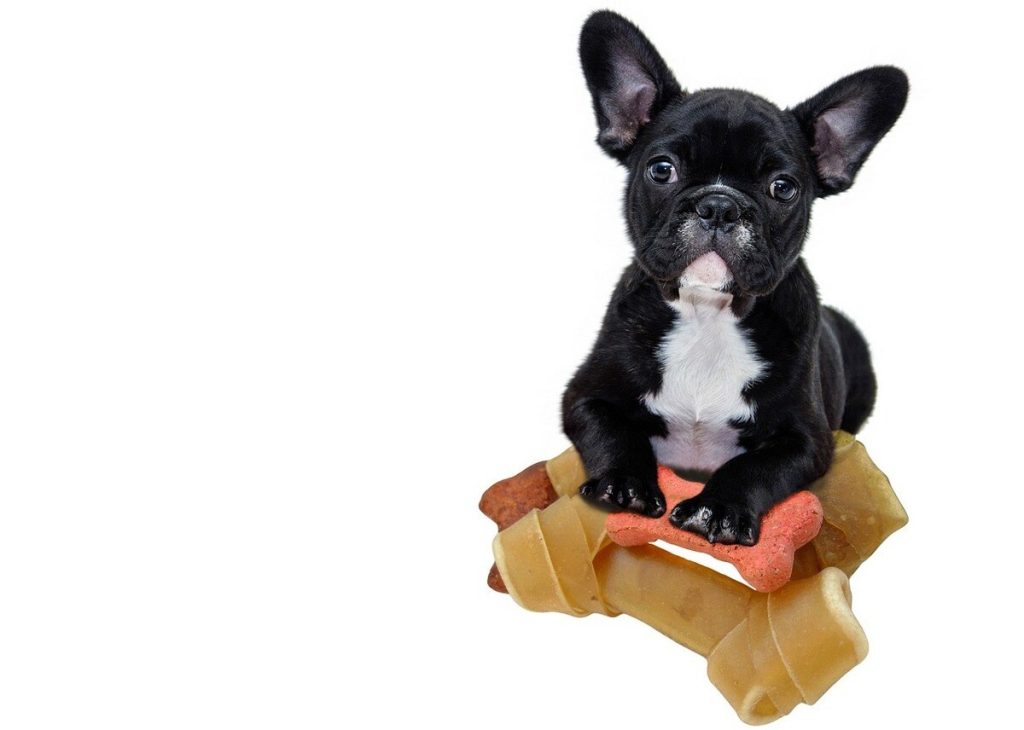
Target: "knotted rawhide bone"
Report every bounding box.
[483,434,907,723]
[492,491,868,724]
[606,466,822,592]
[788,431,909,578]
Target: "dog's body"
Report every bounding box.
[562,12,907,545]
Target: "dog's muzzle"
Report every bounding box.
[677,185,755,254]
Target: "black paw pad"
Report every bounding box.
[579,473,666,518]
[668,495,759,546]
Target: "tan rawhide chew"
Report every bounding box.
[492,492,867,723]
[788,431,909,578]
[483,433,907,724]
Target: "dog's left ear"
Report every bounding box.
[792,66,909,197]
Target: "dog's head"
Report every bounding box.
[580,11,908,300]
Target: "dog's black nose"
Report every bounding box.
[696,194,740,232]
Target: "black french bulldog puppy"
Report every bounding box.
[563,11,908,545]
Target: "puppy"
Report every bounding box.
[563,11,908,545]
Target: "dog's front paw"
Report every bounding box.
[668,494,760,545]
[579,472,666,517]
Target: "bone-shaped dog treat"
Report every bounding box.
[482,433,906,593]
[541,431,908,579]
[492,492,868,724]
[605,466,823,592]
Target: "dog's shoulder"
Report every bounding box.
[566,263,675,405]
[600,262,673,334]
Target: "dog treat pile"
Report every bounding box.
[480,432,907,724]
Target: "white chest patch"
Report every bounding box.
[643,288,765,474]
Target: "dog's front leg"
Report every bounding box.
[668,429,832,545]
[563,397,666,518]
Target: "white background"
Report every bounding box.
[1,1,1021,727]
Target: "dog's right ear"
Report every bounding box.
[791,67,909,197]
[579,11,682,161]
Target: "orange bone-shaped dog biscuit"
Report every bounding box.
[605,466,824,592]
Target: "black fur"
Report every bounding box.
[562,11,907,545]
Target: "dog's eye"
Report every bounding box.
[647,160,677,184]
[769,177,799,202]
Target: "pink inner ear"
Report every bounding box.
[813,101,871,185]
[598,58,657,150]
[625,81,656,127]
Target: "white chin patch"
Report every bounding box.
[680,252,732,290]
